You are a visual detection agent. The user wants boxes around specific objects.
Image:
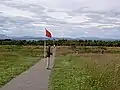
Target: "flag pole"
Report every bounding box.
[44,29,46,59]
[44,38,46,59]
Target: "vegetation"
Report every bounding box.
[1,39,120,47]
[0,45,43,87]
[1,39,120,89]
[49,47,120,90]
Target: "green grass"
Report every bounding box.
[0,45,43,87]
[49,54,120,90]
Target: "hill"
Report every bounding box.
[0,34,119,41]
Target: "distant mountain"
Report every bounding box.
[0,34,10,40]
[10,36,116,41]
[79,37,116,41]
[0,34,120,41]
[11,36,55,40]
[80,37,101,40]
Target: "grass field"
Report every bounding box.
[49,46,120,90]
[0,45,43,87]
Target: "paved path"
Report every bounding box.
[0,48,56,90]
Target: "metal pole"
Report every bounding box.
[44,38,46,59]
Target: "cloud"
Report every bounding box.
[32,23,55,27]
[0,0,120,38]
[0,4,36,18]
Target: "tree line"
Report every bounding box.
[0,39,120,47]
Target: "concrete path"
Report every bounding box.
[0,48,56,90]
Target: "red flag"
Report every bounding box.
[45,28,52,38]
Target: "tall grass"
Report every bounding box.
[49,46,120,90]
[0,45,43,87]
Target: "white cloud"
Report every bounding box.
[32,23,55,27]
[0,0,120,38]
[80,0,120,11]
[46,12,69,20]
[66,14,91,24]
[0,4,36,18]
[97,24,120,29]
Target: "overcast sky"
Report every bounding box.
[0,0,120,38]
